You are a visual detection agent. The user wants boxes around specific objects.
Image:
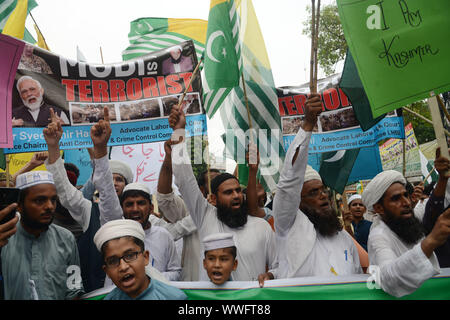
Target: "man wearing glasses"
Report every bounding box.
[258,93,362,285]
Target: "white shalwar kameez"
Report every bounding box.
[272,127,361,279]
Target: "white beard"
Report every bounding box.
[23,95,43,111]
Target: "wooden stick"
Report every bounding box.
[423,165,435,184]
[436,94,450,123]
[313,0,321,93]
[176,57,203,112]
[5,154,10,187]
[402,137,406,176]
[29,12,50,50]
[402,106,450,137]
[310,0,316,93]
[428,94,450,176]
[204,137,212,196]
[241,73,254,144]
[100,47,104,64]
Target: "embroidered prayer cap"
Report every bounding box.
[15,171,54,190]
[109,160,134,185]
[304,165,322,183]
[203,233,236,252]
[93,219,145,252]
[347,194,362,205]
[362,170,406,212]
[210,173,239,194]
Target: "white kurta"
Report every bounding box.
[272,127,361,278]
[144,226,182,281]
[171,137,278,281]
[156,191,201,281]
[368,216,440,297]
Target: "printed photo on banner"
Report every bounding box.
[277,73,405,153]
[4,37,207,154]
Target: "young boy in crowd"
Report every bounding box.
[202,233,238,285]
[93,219,187,300]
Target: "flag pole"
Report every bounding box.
[436,94,450,123]
[241,73,255,144]
[29,12,50,49]
[423,165,435,184]
[100,47,104,64]
[313,0,321,92]
[402,106,450,137]
[428,92,450,176]
[5,154,10,187]
[176,57,203,112]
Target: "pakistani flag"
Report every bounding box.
[319,148,361,194]
[122,17,207,62]
[419,149,438,185]
[339,49,385,131]
[204,0,285,192]
[0,0,37,43]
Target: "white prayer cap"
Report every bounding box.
[93,219,145,252]
[123,182,151,197]
[362,170,406,212]
[15,171,54,190]
[203,233,236,252]
[109,160,134,185]
[304,165,322,183]
[347,194,362,205]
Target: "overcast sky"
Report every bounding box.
[24,0,336,160]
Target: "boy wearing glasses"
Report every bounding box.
[94,219,187,300]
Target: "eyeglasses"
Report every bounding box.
[104,250,143,268]
[304,187,331,198]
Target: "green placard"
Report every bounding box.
[337,0,450,117]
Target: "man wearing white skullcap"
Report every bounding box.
[202,233,238,285]
[94,220,186,300]
[1,171,84,299]
[362,169,450,297]
[258,94,361,286]
[109,160,134,197]
[44,106,123,293]
[117,182,181,281]
[346,194,372,251]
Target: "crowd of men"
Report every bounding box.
[1,94,450,300]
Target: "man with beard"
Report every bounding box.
[167,107,277,281]
[13,75,69,127]
[362,169,450,297]
[44,107,123,293]
[0,171,84,299]
[258,93,361,286]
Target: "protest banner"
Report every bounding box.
[337,0,450,117]
[278,73,405,154]
[1,36,207,154]
[0,34,24,148]
[379,122,421,178]
[83,268,450,300]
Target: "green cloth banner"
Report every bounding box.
[83,270,450,300]
[337,0,450,117]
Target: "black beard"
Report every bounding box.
[301,203,343,236]
[21,208,53,231]
[170,56,182,64]
[383,210,424,245]
[216,202,248,229]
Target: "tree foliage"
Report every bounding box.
[403,101,437,145]
[302,3,347,76]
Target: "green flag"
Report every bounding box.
[122,17,207,62]
[339,49,385,131]
[0,0,37,43]
[203,0,241,118]
[204,0,285,192]
[319,148,361,194]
